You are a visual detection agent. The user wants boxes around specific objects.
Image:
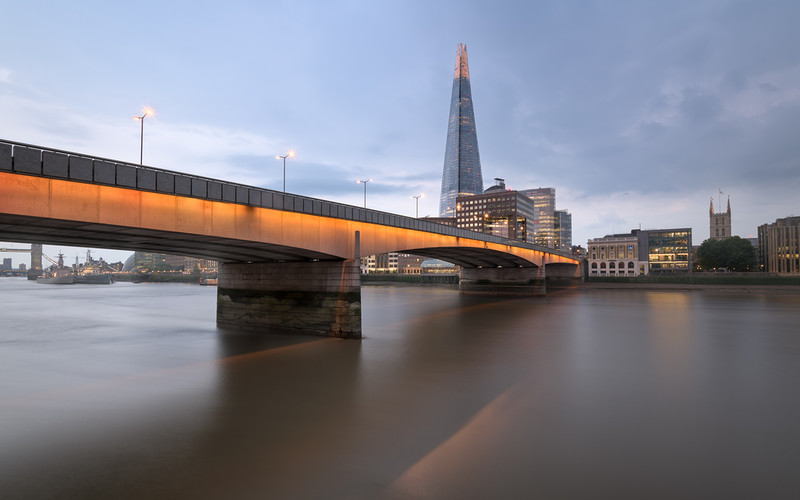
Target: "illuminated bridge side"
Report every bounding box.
[0,140,581,338]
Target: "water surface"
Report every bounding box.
[1,279,799,499]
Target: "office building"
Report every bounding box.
[439,44,484,217]
[520,187,557,248]
[456,179,536,242]
[758,216,800,274]
[588,228,692,275]
[361,253,399,274]
[397,253,426,274]
[640,228,693,273]
[555,209,572,252]
[587,234,644,276]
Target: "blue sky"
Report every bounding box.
[2,1,799,265]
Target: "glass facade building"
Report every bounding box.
[520,188,557,248]
[555,209,572,252]
[439,44,484,217]
[639,229,693,273]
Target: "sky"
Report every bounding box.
[2,0,799,266]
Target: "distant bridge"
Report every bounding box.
[0,139,581,338]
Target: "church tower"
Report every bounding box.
[439,44,484,217]
[709,195,732,240]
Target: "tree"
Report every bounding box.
[697,236,757,271]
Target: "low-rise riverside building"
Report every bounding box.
[360,252,399,274]
[643,228,693,273]
[588,227,693,276]
[587,234,644,277]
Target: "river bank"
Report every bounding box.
[582,281,800,294]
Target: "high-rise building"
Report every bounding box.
[455,179,536,242]
[710,195,732,240]
[439,43,484,217]
[520,188,557,248]
[555,209,572,252]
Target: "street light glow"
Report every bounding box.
[412,193,423,218]
[134,108,154,165]
[277,151,295,192]
[358,179,372,208]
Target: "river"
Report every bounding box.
[1,278,799,499]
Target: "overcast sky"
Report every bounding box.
[2,0,799,266]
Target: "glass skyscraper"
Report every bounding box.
[520,187,557,248]
[439,44,484,217]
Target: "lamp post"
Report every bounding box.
[412,193,423,218]
[275,151,295,192]
[357,179,372,208]
[134,108,153,165]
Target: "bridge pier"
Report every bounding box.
[544,261,585,288]
[459,266,546,296]
[217,260,361,338]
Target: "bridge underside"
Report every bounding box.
[400,248,539,269]
[0,213,554,269]
[0,213,339,263]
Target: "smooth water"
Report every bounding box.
[1,278,799,499]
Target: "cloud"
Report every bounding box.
[0,68,10,84]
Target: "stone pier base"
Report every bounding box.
[217,260,361,338]
[459,266,546,296]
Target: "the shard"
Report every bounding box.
[439,43,484,217]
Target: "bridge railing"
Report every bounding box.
[0,139,575,258]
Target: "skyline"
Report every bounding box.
[2,1,799,266]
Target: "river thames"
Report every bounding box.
[1,278,799,499]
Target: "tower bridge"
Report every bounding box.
[0,139,581,338]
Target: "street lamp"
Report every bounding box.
[357,179,372,208]
[134,108,153,165]
[412,193,423,218]
[275,151,295,192]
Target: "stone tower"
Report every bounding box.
[709,195,732,240]
[439,43,484,217]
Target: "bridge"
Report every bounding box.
[0,139,581,338]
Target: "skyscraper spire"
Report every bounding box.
[439,43,484,217]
